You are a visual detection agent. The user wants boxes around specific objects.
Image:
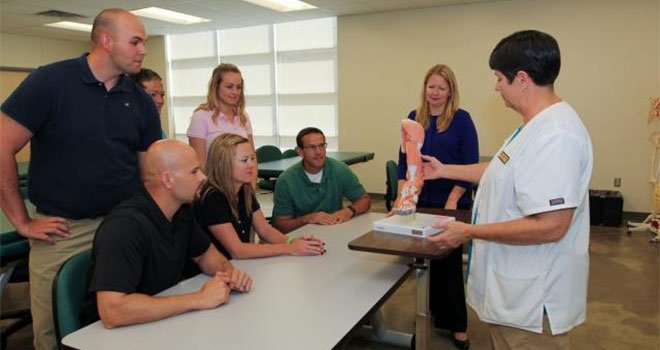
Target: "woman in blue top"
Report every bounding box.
[396,64,478,349]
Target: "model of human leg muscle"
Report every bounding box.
[394,119,425,215]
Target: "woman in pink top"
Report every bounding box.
[187,63,254,171]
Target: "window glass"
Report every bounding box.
[219,25,270,55]
[167,18,336,150]
[168,31,215,59]
[276,18,335,51]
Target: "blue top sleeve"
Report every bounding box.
[396,108,479,207]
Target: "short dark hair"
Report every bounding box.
[489,30,561,86]
[130,68,162,88]
[296,127,325,148]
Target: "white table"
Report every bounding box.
[62,213,411,350]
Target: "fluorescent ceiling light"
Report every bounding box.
[44,21,92,32]
[242,0,316,12]
[131,7,210,25]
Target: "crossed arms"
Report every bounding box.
[97,245,252,328]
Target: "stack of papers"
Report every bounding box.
[373,213,455,237]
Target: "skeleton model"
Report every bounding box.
[393,119,425,215]
[628,97,660,243]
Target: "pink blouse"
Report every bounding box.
[186,109,253,151]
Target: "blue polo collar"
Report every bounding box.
[77,53,132,92]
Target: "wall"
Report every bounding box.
[338,0,660,212]
[0,33,170,139]
[0,33,89,161]
[0,33,88,69]
[0,70,31,161]
[140,36,170,135]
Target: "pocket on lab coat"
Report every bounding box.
[483,267,544,329]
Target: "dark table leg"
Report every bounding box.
[413,258,430,350]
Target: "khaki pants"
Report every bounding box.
[489,315,570,350]
[29,214,101,350]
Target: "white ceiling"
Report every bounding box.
[0,0,502,41]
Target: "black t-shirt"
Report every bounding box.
[194,186,260,259]
[90,190,210,296]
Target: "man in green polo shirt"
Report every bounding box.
[272,127,371,233]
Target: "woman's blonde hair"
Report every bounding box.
[195,63,248,126]
[415,64,460,132]
[203,133,255,221]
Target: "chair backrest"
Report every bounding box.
[53,249,93,342]
[384,160,398,211]
[255,145,283,163]
[282,149,298,158]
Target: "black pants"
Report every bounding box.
[429,244,467,332]
[421,202,469,333]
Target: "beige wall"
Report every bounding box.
[0,33,88,68]
[141,35,170,136]
[1,70,32,161]
[0,33,170,137]
[338,0,660,212]
[0,33,89,161]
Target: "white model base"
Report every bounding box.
[373,213,455,237]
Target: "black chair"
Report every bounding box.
[256,145,283,191]
[1,231,32,349]
[282,149,298,158]
[384,160,398,212]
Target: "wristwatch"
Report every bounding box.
[347,205,357,218]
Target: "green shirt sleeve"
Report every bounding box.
[337,161,366,201]
[273,175,295,217]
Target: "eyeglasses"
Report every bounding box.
[145,90,166,99]
[301,143,327,151]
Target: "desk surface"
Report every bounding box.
[258,151,375,178]
[62,213,410,350]
[348,209,471,260]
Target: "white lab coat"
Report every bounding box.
[467,101,593,334]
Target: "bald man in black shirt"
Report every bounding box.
[90,140,252,328]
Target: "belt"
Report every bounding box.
[35,208,102,220]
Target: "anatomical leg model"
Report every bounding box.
[629,96,660,243]
[394,119,425,215]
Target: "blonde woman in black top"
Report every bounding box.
[195,133,325,259]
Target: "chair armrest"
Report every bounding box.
[1,232,29,267]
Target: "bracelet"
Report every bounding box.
[286,236,295,244]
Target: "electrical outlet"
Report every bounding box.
[614,177,621,187]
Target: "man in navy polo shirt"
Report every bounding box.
[0,8,160,350]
